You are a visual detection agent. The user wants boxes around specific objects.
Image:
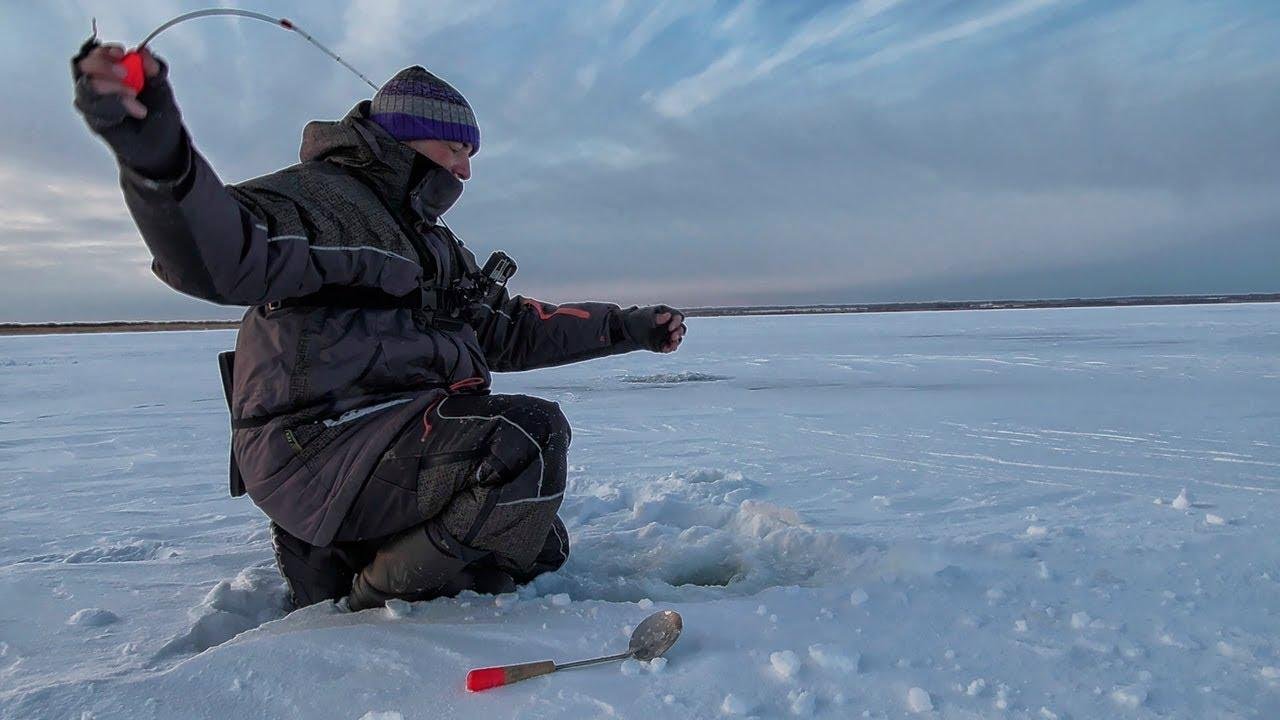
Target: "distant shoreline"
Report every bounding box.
[2,293,1277,336]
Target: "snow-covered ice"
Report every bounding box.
[2,304,1279,718]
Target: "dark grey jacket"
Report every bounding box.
[119,103,642,545]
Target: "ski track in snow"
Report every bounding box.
[1,306,1279,718]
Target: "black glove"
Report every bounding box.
[72,38,187,179]
[617,304,687,353]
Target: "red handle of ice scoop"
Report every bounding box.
[466,660,556,692]
[118,50,145,93]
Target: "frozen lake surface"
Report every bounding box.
[2,304,1278,719]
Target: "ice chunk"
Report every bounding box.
[808,644,858,673]
[1070,611,1091,629]
[967,679,987,696]
[849,589,869,606]
[1171,488,1190,510]
[788,690,815,716]
[549,593,571,607]
[1025,525,1049,538]
[358,713,403,720]
[770,650,801,679]
[1110,685,1147,708]
[906,687,932,713]
[1205,514,1225,526]
[721,694,750,715]
[637,598,654,609]
[67,608,120,627]
[620,658,642,676]
[646,657,668,674]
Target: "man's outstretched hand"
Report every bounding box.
[72,40,185,179]
[621,305,687,353]
[653,308,686,353]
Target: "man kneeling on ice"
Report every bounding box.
[72,43,686,610]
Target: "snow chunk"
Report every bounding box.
[1070,611,1091,629]
[1025,525,1049,538]
[721,694,750,715]
[808,644,858,673]
[1260,666,1280,679]
[358,713,403,720]
[637,598,654,609]
[1205,514,1225,526]
[1172,488,1191,510]
[383,599,412,619]
[788,689,815,716]
[153,565,288,658]
[770,650,801,679]
[549,593,571,607]
[906,687,933,713]
[645,657,668,674]
[1110,685,1147,708]
[620,658,642,676]
[966,679,987,696]
[849,588,869,606]
[67,608,120,627]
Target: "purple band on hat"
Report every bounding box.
[371,113,481,152]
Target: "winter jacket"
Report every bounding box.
[118,102,643,545]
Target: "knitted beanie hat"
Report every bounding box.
[370,66,480,155]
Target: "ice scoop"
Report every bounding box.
[466,610,683,692]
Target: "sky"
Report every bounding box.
[1,0,1278,322]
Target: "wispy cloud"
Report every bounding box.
[337,0,501,75]
[651,0,905,117]
[837,0,1067,75]
[618,0,712,61]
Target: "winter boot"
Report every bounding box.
[347,521,485,611]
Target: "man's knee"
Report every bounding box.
[507,395,571,452]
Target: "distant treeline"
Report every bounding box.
[3,293,1277,335]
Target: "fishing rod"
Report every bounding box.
[111,8,379,94]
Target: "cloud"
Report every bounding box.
[617,0,711,61]
[651,0,905,117]
[836,0,1067,75]
[336,0,502,77]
